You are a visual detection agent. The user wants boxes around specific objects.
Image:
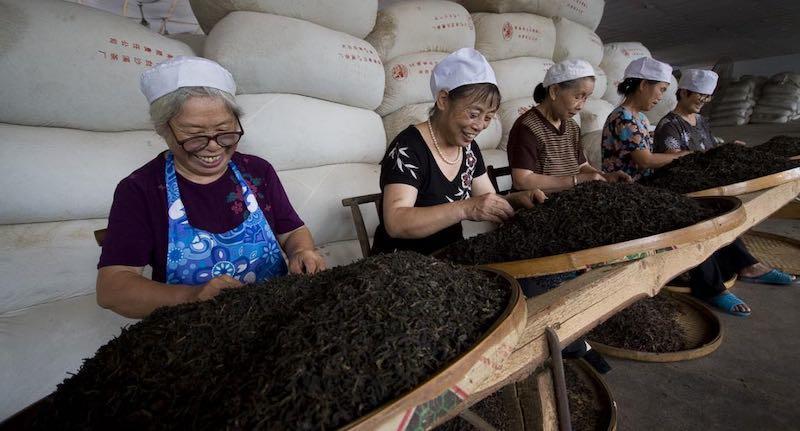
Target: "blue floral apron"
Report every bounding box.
[164,152,287,285]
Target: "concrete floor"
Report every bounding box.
[602,218,800,431]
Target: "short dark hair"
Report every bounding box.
[533,76,596,103]
[429,83,501,119]
[616,77,662,96]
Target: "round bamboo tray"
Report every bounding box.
[790,155,800,161]
[344,268,527,431]
[664,274,738,294]
[1,269,526,431]
[567,358,618,431]
[741,230,800,275]
[686,166,800,197]
[473,196,745,279]
[588,292,723,363]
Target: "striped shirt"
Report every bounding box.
[507,107,586,176]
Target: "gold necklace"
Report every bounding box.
[427,119,460,165]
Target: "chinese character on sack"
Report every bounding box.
[110,53,119,61]
[133,43,140,50]
[167,54,173,59]
[121,40,129,47]
[122,55,130,63]
[144,46,152,53]
[134,57,142,65]
[156,49,163,56]
[146,60,153,66]
[109,37,118,45]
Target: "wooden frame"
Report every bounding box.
[426,179,800,430]
[487,165,512,195]
[341,193,382,258]
[479,196,745,278]
[687,166,800,197]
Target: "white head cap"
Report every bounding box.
[679,69,719,95]
[542,59,595,87]
[623,57,673,83]
[140,56,236,104]
[430,48,497,98]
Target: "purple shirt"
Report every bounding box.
[98,151,304,282]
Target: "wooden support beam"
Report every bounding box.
[432,179,800,427]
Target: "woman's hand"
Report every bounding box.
[506,189,547,209]
[603,171,633,183]
[288,249,326,275]
[577,172,606,183]
[193,275,243,302]
[462,193,515,223]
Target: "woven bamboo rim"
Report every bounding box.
[345,268,527,430]
[687,166,800,197]
[740,230,800,275]
[588,292,723,363]
[473,196,745,279]
[569,358,618,431]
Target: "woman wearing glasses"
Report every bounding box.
[96,57,325,318]
[651,69,796,316]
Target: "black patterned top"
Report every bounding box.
[372,126,486,255]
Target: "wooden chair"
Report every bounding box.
[487,164,512,195]
[94,229,107,247]
[341,193,382,258]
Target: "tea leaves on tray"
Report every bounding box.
[34,252,509,430]
[753,135,800,158]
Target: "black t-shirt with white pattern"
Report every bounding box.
[372,126,487,255]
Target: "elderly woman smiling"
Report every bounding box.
[97,57,325,318]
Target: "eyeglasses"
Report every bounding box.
[168,116,244,153]
[689,91,713,103]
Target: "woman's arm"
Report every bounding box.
[382,182,514,238]
[631,148,690,169]
[472,172,547,209]
[96,266,241,319]
[278,225,326,274]
[512,168,605,193]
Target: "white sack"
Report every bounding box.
[0,0,193,131]
[711,106,753,119]
[377,52,448,116]
[205,12,385,110]
[491,57,555,102]
[278,163,381,245]
[599,42,652,103]
[552,17,603,66]
[366,0,475,62]
[459,0,605,30]
[580,129,603,169]
[709,116,749,127]
[237,94,385,171]
[755,95,799,111]
[753,105,794,117]
[0,124,163,224]
[0,219,111,314]
[316,240,367,268]
[580,98,614,134]
[167,33,206,56]
[590,66,607,99]
[471,12,556,61]
[189,0,378,38]
[749,113,789,124]
[0,293,134,421]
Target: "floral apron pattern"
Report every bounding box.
[165,152,287,285]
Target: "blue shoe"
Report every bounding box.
[705,292,751,317]
[739,269,797,285]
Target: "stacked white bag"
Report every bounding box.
[199,1,387,259]
[368,1,505,153]
[709,77,761,126]
[751,72,800,124]
[0,0,386,420]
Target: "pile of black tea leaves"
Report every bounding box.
[639,143,800,194]
[566,360,604,431]
[32,251,510,430]
[439,181,715,265]
[753,135,800,158]
[587,293,688,353]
